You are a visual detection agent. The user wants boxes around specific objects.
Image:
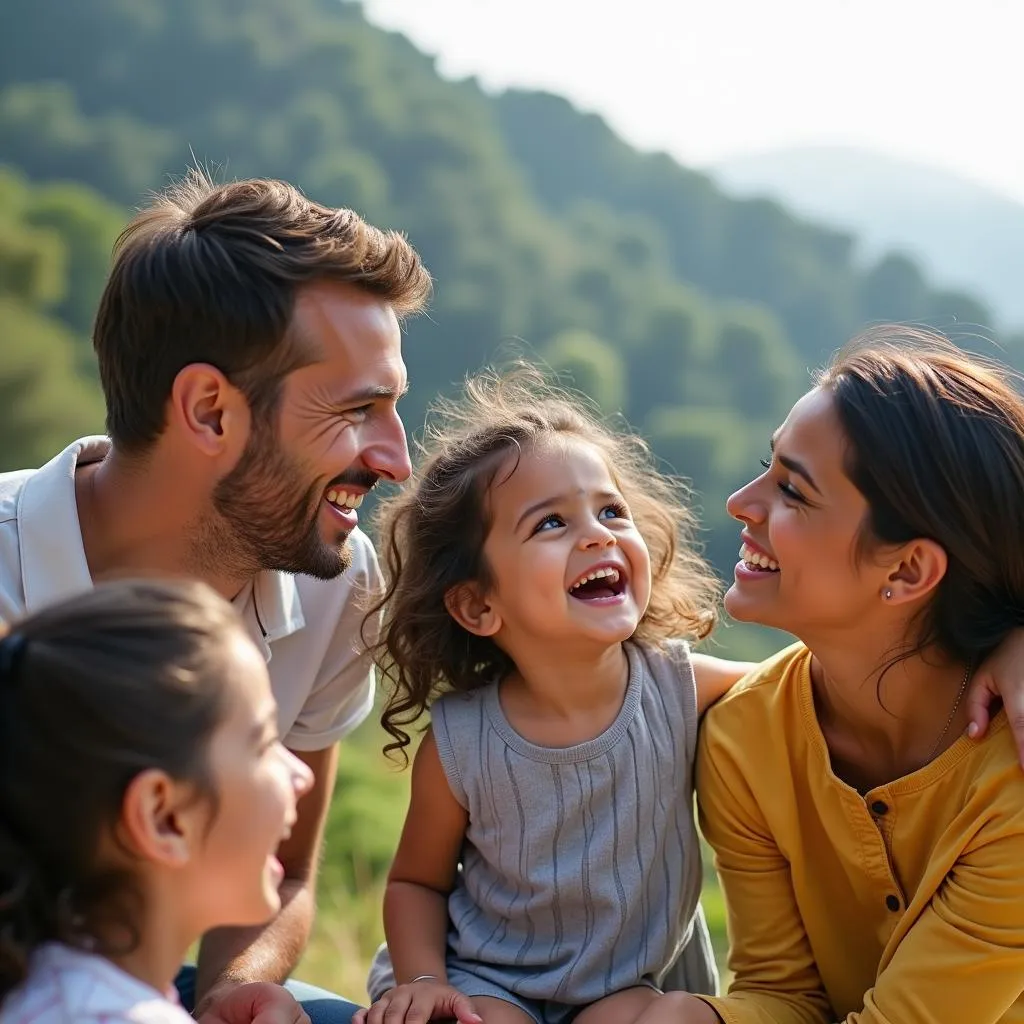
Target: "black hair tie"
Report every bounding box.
[0,633,27,680]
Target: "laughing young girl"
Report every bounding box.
[357,368,754,1024]
[0,579,311,1023]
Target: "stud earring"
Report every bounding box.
[883,588,893,600]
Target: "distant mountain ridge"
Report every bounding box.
[712,146,1024,328]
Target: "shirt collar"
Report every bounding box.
[249,568,306,647]
[17,437,105,614]
[17,436,305,645]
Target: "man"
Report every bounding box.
[0,171,431,1024]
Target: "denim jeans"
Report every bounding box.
[175,965,363,1024]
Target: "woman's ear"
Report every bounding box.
[119,769,206,868]
[883,538,948,605]
[444,581,502,637]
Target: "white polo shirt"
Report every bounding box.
[0,437,382,751]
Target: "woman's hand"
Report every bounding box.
[353,980,482,1024]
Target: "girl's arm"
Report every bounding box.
[356,729,480,1024]
[384,728,466,982]
[691,653,758,715]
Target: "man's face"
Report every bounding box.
[207,281,412,580]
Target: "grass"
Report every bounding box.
[293,711,731,1003]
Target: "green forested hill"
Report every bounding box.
[493,89,999,361]
[2,0,1016,629]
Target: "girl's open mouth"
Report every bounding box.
[568,566,627,600]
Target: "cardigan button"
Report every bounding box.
[885,894,901,912]
[871,800,888,815]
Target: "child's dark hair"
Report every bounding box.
[367,364,720,760]
[0,578,243,1000]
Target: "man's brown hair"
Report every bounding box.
[93,170,432,452]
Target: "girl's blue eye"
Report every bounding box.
[760,457,771,470]
[598,503,628,521]
[535,514,564,533]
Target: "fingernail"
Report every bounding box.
[968,722,979,738]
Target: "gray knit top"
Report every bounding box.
[431,638,715,1005]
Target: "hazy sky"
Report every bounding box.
[362,0,1024,204]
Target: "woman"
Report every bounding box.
[670,327,1024,1023]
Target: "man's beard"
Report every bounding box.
[197,423,359,582]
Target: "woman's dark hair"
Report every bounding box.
[0,579,244,1000]
[366,364,720,761]
[818,325,1024,666]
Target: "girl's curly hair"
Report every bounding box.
[366,364,719,761]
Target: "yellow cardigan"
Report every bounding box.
[696,643,1024,1024]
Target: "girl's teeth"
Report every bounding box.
[326,489,365,510]
[570,567,620,590]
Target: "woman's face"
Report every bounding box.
[725,386,893,640]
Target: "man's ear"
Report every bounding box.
[444,581,502,637]
[118,769,207,869]
[883,538,948,605]
[168,363,251,461]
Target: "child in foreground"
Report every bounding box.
[0,579,312,1024]
[356,368,756,1024]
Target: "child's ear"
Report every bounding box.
[445,581,501,637]
[119,769,204,868]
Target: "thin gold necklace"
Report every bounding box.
[927,662,972,762]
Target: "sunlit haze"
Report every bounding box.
[363,0,1024,204]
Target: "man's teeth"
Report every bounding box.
[739,543,779,571]
[570,567,620,591]
[326,489,364,510]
